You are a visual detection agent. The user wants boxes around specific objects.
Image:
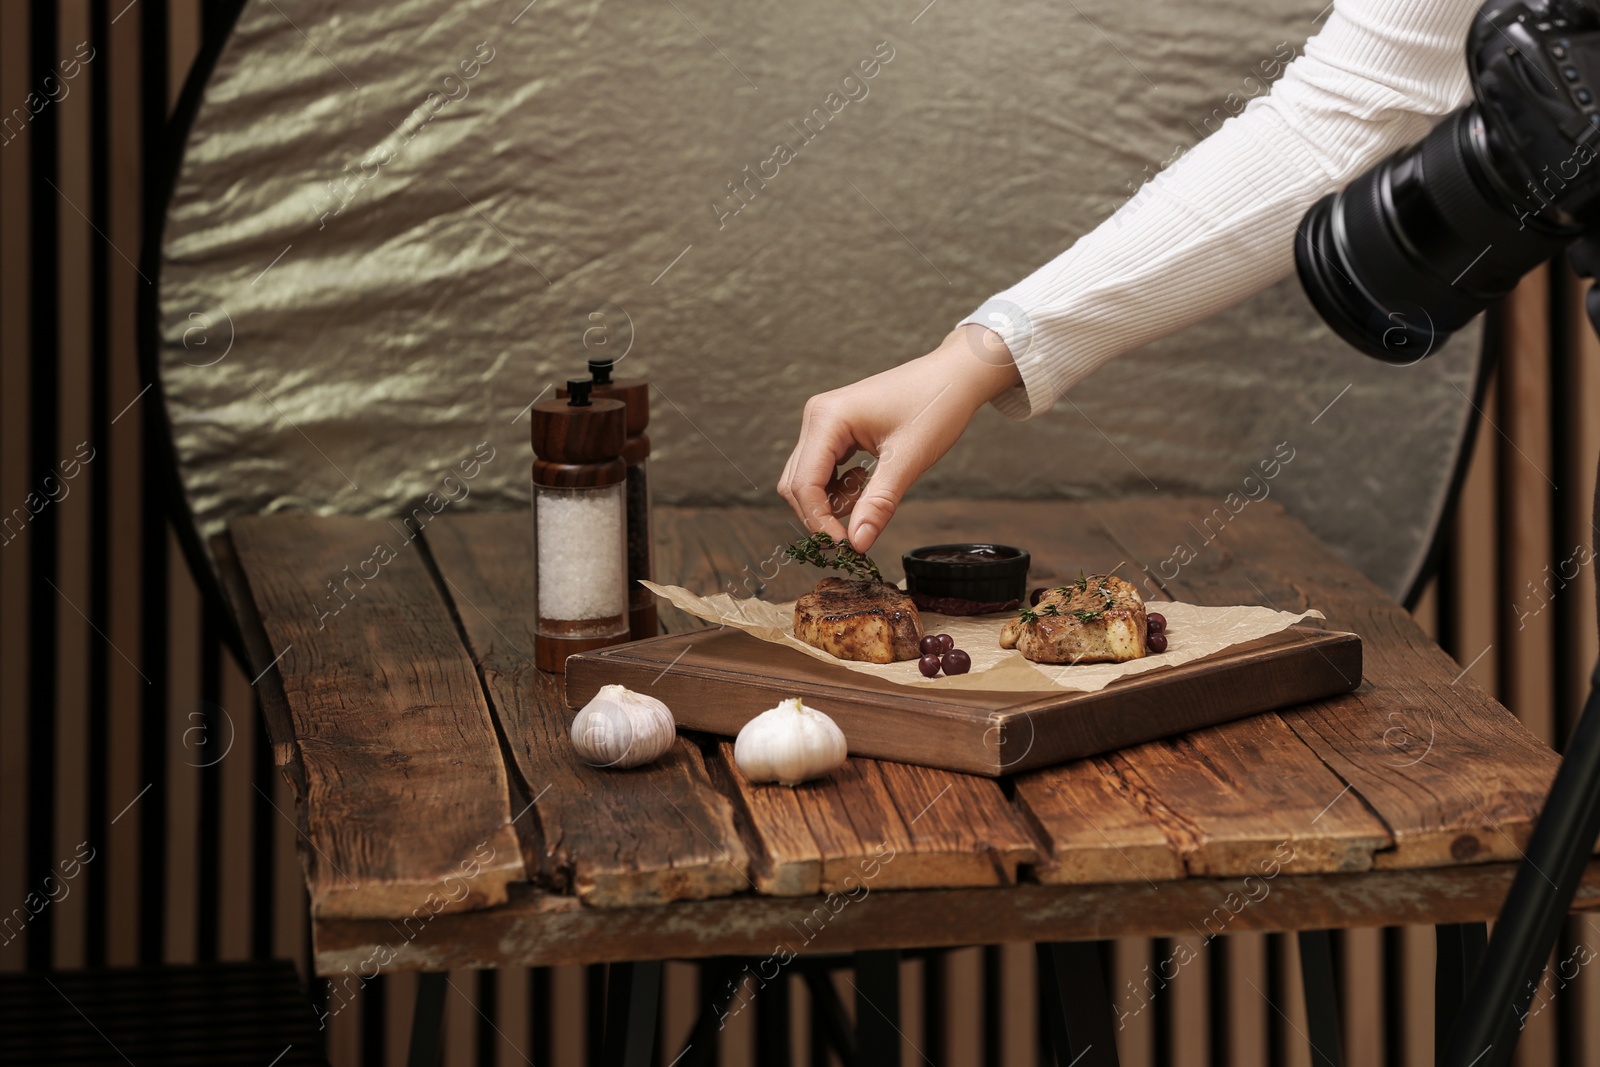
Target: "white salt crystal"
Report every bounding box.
[535,487,627,621]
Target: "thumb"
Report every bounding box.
[847,441,923,552]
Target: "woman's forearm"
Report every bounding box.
[967,0,1478,420]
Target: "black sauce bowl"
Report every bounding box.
[902,543,1031,616]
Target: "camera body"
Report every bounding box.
[1296,0,1600,362]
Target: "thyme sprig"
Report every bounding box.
[1052,571,1092,598]
[1020,571,1115,626]
[783,531,883,582]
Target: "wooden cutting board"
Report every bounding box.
[565,625,1361,776]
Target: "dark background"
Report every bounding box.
[3,1,1599,1064]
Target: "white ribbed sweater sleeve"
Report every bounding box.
[963,0,1478,420]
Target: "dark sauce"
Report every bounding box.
[909,592,1020,616]
[917,547,1012,565]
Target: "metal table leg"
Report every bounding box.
[407,971,447,1067]
[1298,930,1345,1067]
[756,969,792,1067]
[804,965,857,1066]
[1037,941,1121,1066]
[601,960,662,1067]
[854,950,900,1066]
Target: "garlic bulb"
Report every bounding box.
[734,698,848,786]
[570,684,676,768]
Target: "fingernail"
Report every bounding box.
[852,522,877,548]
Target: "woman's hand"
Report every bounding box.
[777,324,1021,552]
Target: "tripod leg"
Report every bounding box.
[1439,665,1600,1066]
[1435,922,1488,1063]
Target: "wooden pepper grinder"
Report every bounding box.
[530,380,631,672]
[559,359,656,640]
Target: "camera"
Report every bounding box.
[1295,0,1600,363]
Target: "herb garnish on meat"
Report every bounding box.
[783,531,883,582]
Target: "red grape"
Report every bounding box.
[1147,631,1168,654]
[936,633,955,654]
[1147,612,1166,633]
[1030,587,1048,606]
[942,649,972,675]
[919,634,941,656]
[918,653,943,678]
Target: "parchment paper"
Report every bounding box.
[642,581,1325,694]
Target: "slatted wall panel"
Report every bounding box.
[3,4,1599,1065]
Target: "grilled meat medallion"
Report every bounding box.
[793,577,925,664]
[999,575,1148,664]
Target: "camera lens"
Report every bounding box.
[1295,105,1577,364]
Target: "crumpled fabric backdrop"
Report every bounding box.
[158,0,1481,599]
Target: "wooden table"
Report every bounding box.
[219,498,1600,984]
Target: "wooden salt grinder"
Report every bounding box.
[560,359,657,640]
[530,381,630,672]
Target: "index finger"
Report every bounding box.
[781,428,855,540]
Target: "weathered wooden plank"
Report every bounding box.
[653,503,864,605]
[1089,496,1563,869]
[313,860,1600,974]
[1010,756,1186,885]
[229,514,526,919]
[647,511,704,636]
[212,532,301,771]
[423,512,751,907]
[853,502,1186,885]
[652,501,1388,877]
[656,506,1042,892]
[709,742,1041,894]
[865,758,1039,886]
[1100,724,1389,876]
[964,500,1393,876]
[649,505,822,641]
[705,741,823,896]
[598,500,1554,884]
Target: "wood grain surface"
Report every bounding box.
[228,515,526,919]
[1009,755,1186,885]
[706,740,1039,895]
[232,498,1574,956]
[528,395,626,474]
[923,501,1399,879]
[312,860,1600,974]
[1087,496,1565,870]
[646,502,1548,883]
[635,506,1048,896]
[566,626,1361,776]
[424,513,752,907]
[212,532,303,773]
